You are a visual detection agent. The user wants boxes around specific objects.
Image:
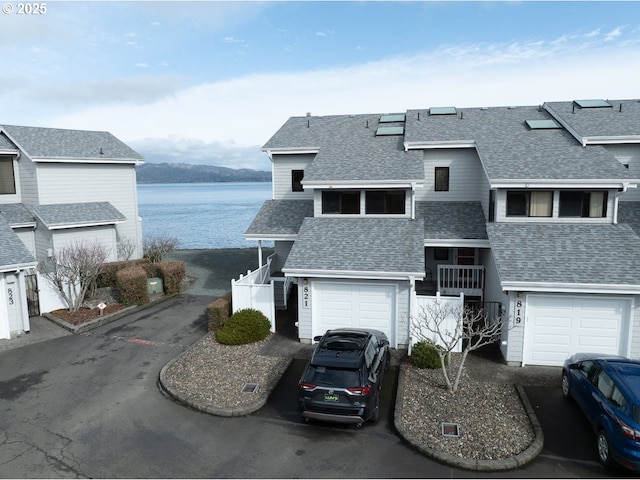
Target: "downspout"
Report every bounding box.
[258,240,263,267]
[614,183,629,224]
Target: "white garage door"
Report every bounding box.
[524,295,631,366]
[313,282,395,344]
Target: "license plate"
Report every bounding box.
[324,393,339,402]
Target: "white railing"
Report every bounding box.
[437,265,484,297]
[231,256,275,332]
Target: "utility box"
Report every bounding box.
[147,277,163,294]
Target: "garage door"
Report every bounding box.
[313,282,395,344]
[524,295,631,366]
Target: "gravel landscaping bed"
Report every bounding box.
[400,357,534,461]
[163,333,290,410]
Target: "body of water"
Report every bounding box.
[137,183,272,249]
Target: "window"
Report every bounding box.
[559,191,607,218]
[506,191,553,217]
[435,167,449,192]
[596,371,615,399]
[292,170,304,192]
[365,190,405,214]
[322,191,360,214]
[434,248,449,261]
[0,156,16,195]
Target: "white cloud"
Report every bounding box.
[43,36,640,170]
[605,26,624,42]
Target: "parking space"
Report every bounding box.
[257,358,399,433]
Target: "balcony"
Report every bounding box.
[417,265,485,298]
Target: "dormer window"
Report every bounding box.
[292,170,304,192]
[322,191,360,214]
[365,190,405,214]
[0,156,16,194]
[559,191,607,218]
[506,191,553,217]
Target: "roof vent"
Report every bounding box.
[99,147,104,155]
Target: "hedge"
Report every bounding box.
[216,308,271,345]
[116,265,149,306]
[207,297,230,332]
[158,261,185,296]
[98,259,160,288]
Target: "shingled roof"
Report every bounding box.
[0,216,36,271]
[0,124,144,163]
[32,202,126,229]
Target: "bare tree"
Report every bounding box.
[39,240,110,312]
[411,298,511,394]
[117,236,137,261]
[143,234,179,263]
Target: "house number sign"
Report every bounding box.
[7,287,14,306]
[302,285,310,309]
[515,299,523,324]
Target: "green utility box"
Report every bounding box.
[147,277,163,294]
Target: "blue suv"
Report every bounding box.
[562,353,640,472]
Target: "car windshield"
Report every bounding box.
[306,366,360,388]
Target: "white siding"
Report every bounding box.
[272,154,315,200]
[631,297,640,360]
[416,148,484,202]
[504,292,526,365]
[36,163,142,259]
[606,144,640,202]
[296,279,313,343]
[52,226,119,262]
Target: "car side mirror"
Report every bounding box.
[313,335,322,342]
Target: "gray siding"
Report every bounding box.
[296,280,312,343]
[17,156,39,205]
[503,293,525,365]
[607,144,640,202]
[36,163,142,259]
[52,226,119,262]
[14,228,36,257]
[272,154,315,200]
[416,148,484,202]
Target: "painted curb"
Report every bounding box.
[393,364,544,472]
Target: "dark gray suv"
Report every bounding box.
[297,328,390,426]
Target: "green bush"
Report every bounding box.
[216,308,271,345]
[98,258,158,288]
[116,266,149,306]
[158,261,185,295]
[411,341,448,369]
[207,297,230,332]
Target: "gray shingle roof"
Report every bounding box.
[1,124,144,162]
[0,203,35,226]
[405,105,634,182]
[245,200,313,237]
[0,133,18,151]
[617,202,640,237]
[263,114,424,183]
[486,223,640,287]
[0,216,36,270]
[416,201,487,240]
[545,99,640,139]
[32,202,126,229]
[283,217,425,277]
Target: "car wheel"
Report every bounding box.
[561,372,571,399]
[597,430,614,468]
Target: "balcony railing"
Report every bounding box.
[437,265,485,297]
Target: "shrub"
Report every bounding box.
[158,261,185,295]
[216,308,271,345]
[207,297,230,332]
[98,258,155,288]
[116,265,149,306]
[411,341,448,369]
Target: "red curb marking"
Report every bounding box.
[130,338,153,345]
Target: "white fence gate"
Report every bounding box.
[411,292,464,354]
[230,257,276,332]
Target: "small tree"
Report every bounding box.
[117,236,137,261]
[143,234,179,263]
[411,297,511,394]
[39,240,110,312]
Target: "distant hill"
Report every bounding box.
[136,162,271,184]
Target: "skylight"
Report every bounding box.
[375,126,404,136]
[574,99,612,108]
[429,107,457,115]
[379,114,406,123]
[525,119,561,130]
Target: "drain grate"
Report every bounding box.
[441,422,460,437]
[241,383,258,393]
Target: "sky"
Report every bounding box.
[2,1,640,171]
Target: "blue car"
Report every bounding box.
[562,353,640,472]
